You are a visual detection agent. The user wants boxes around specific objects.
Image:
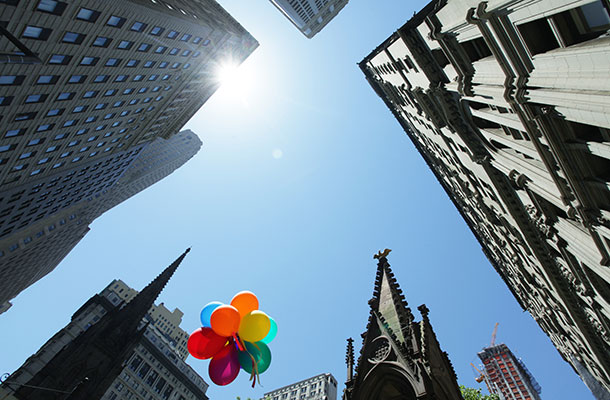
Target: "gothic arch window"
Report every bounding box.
[357,366,418,400]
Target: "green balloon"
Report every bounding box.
[238,341,272,374]
[261,318,277,344]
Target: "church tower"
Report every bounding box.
[343,249,463,400]
[8,249,190,400]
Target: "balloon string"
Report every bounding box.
[243,341,261,388]
[233,334,245,351]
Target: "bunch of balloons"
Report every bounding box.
[187,291,277,387]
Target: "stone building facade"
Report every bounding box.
[359,0,610,394]
[262,373,338,400]
[0,249,207,400]
[0,0,256,306]
[269,0,349,38]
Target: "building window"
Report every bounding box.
[104,89,117,96]
[46,108,64,117]
[106,15,126,28]
[49,54,71,65]
[28,138,43,146]
[180,33,192,42]
[131,21,148,32]
[117,40,134,50]
[133,74,144,82]
[203,39,211,46]
[36,75,59,84]
[143,61,155,68]
[36,0,67,15]
[123,88,134,95]
[137,43,151,52]
[181,50,191,57]
[114,75,128,82]
[14,112,36,121]
[92,36,111,47]
[56,92,74,101]
[105,58,121,67]
[193,37,202,44]
[126,59,139,67]
[5,129,25,138]
[0,96,14,106]
[82,91,98,99]
[93,75,109,83]
[62,31,85,44]
[80,56,99,66]
[158,61,168,68]
[169,47,179,55]
[155,45,167,54]
[22,26,52,40]
[0,75,25,85]
[24,94,47,104]
[68,75,87,84]
[167,30,179,39]
[76,7,100,22]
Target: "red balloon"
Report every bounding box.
[187,327,227,360]
[209,341,240,386]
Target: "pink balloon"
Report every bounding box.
[208,342,240,386]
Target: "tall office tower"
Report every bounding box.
[0,0,256,306]
[343,250,463,400]
[269,0,349,38]
[359,0,610,395]
[478,343,542,400]
[263,373,338,400]
[0,129,202,307]
[0,249,210,400]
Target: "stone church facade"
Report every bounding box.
[343,250,463,400]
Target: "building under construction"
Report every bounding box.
[477,343,542,400]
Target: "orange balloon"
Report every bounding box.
[210,305,241,337]
[230,291,259,318]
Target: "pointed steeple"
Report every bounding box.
[10,248,191,400]
[370,249,414,347]
[101,248,190,340]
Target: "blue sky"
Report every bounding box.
[0,1,595,399]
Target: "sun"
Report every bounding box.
[214,60,253,100]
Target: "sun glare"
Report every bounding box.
[214,61,253,102]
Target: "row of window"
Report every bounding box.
[32,0,212,46]
[0,148,141,234]
[0,214,77,255]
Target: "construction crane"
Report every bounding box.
[471,363,486,383]
[490,322,499,346]
[471,363,493,393]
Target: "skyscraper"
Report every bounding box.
[0,249,209,400]
[360,0,610,394]
[0,0,257,306]
[269,0,349,38]
[0,129,201,307]
[263,373,338,400]
[478,343,542,400]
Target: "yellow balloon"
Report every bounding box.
[239,310,271,342]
